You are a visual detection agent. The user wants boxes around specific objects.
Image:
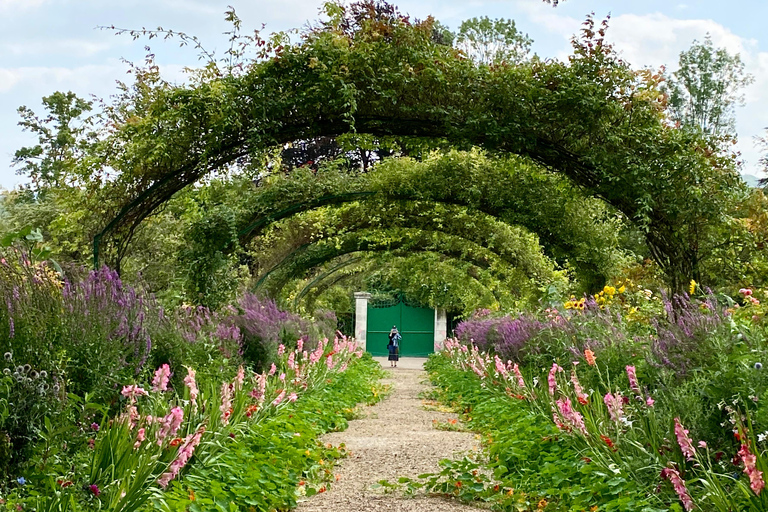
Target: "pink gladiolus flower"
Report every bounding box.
[297,339,304,353]
[152,364,171,392]
[157,427,205,488]
[661,467,695,511]
[625,365,641,395]
[548,363,563,396]
[220,383,232,425]
[339,362,348,372]
[494,355,508,376]
[552,412,567,431]
[121,385,148,401]
[698,441,707,448]
[272,389,286,406]
[603,392,624,422]
[268,363,277,376]
[184,367,198,403]
[512,364,526,388]
[288,392,298,402]
[674,418,696,460]
[326,355,335,369]
[156,407,184,446]
[570,370,589,405]
[126,404,139,429]
[278,344,285,357]
[287,351,296,370]
[134,428,146,449]
[556,397,587,434]
[740,288,753,296]
[279,372,286,382]
[646,396,655,407]
[235,366,245,390]
[250,373,267,403]
[739,444,765,495]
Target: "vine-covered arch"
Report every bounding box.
[236,152,626,286]
[94,7,741,290]
[253,227,530,297]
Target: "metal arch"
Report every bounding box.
[289,252,503,312]
[252,227,516,297]
[237,191,377,244]
[292,256,365,309]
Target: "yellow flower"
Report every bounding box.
[603,285,616,296]
[689,279,697,295]
[537,498,548,510]
[618,285,625,294]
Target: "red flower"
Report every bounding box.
[169,438,182,447]
[600,435,617,451]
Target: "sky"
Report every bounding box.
[1,0,767,189]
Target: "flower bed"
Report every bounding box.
[2,338,383,511]
[425,290,768,511]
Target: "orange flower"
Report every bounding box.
[600,435,617,451]
[169,437,183,447]
[537,498,548,509]
[584,349,596,366]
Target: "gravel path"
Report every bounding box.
[296,357,482,512]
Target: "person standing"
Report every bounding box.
[387,325,401,368]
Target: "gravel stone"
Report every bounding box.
[297,357,483,511]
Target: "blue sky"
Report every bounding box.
[1,0,767,189]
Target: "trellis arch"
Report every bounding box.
[252,227,530,297]
[267,248,507,313]
[234,152,624,289]
[93,10,739,291]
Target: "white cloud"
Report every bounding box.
[509,5,768,177]
[0,0,46,10]
[0,68,22,93]
[1,39,117,58]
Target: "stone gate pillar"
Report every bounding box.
[434,308,447,352]
[354,292,371,351]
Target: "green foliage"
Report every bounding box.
[179,206,243,309]
[456,16,532,65]
[157,355,384,511]
[664,35,754,136]
[13,92,98,190]
[64,2,742,295]
[422,356,668,511]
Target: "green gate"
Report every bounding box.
[367,302,434,357]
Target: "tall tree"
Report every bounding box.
[665,35,753,135]
[456,16,532,65]
[12,92,98,190]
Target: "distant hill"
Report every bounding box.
[742,174,763,188]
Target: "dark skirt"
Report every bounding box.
[388,345,399,361]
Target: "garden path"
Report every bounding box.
[296,357,482,512]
